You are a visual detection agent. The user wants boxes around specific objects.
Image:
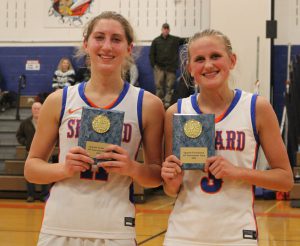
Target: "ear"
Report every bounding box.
[83,40,88,52]
[127,43,133,54]
[187,62,194,77]
[230,53,237,69]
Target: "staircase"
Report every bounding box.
[0,95,35,198]
[0,97,147,201]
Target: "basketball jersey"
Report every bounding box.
[164,89,259,246]
[41,82,144,239]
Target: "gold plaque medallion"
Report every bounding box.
[183,119,202,138]
[92,115,110,133]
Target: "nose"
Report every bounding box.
[203,59,214,68]
[102,38,112,50]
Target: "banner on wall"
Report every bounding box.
[44,0,94,28]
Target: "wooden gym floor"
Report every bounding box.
[0,191,300,246]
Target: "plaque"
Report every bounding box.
[173,114,215,170]
[78,106,124,179]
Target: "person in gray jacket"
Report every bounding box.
[149,23,186,109]
[16,102,49,202]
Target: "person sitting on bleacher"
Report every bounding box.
[16,102,49,202]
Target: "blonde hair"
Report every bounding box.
[180,29,234,87]
[57,57,73,71]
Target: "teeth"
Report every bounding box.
[204,71,218,77]
[99,55,114,59]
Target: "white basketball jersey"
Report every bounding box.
[41,82,144,239]
[164,90,259,246]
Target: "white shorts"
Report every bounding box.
[38,233,137,246]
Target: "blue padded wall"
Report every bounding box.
[0,47,76,95]
[0,46,156,96]
[273,45,300,122]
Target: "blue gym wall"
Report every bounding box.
[1,44,300,122]
[0,46,155,95]
[273,45,300,122]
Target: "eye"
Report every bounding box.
[112,37,121,43]
[95,35,104,41]
[194,56,205,63]
[211,53,222,60]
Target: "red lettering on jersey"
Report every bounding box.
[67,119,81,138]
[215,130,245,151]
[122,123,132,143]
[215,131,225,150]
[236,131,245,151]
[226,131,236,150]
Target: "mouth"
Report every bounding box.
[98,54,115,61]
[202,70,219,78]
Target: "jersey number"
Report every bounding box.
[80,166,108,181]
[200,172,223,193]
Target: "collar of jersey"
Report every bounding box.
[78,81,130,109]
[191,89,242,123]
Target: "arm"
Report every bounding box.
[242,96,293,191]
[205,96,294,192]
[161,104,184,196]
[24,90,92,184]
[98,92,165,187]
[136,91,165,187]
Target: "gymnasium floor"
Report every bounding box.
[0,191,299,246]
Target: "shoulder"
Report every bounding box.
[152,36,161,43]
[166,103,177,119]
[143,91,164,111]
[255,95,277,129]
[41,89,63,120]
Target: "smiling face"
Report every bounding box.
[61,59,70,72]
[188,35,236,90]
[83,18,132,77]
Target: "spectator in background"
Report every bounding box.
[16,102,49,202]
[149,23,187,109]
[52,57,75,90]
[75,55,91,84]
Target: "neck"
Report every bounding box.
[198,87,234,115]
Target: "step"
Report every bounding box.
[4,160,25,175]
[0,108,32,120]
[290,183,300,199]
[0,120,21,132]
[0,132,19,145]
[0,175,27,190]
[20,95,36,108]
[0,146,18,160]
[15,145,59,160]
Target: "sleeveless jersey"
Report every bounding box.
[41,82,144,239]
[164,89,259,246]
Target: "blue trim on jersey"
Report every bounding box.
[137,89,144,136]
[78,82,130,109]
[112,82,130,108]
[221,89,242,120]
[191,90,242,121]
[191,93,201,114]
[251,93,259,144]
[78,82,88,105]
[59,86,68,126]
[177,98,182,113]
